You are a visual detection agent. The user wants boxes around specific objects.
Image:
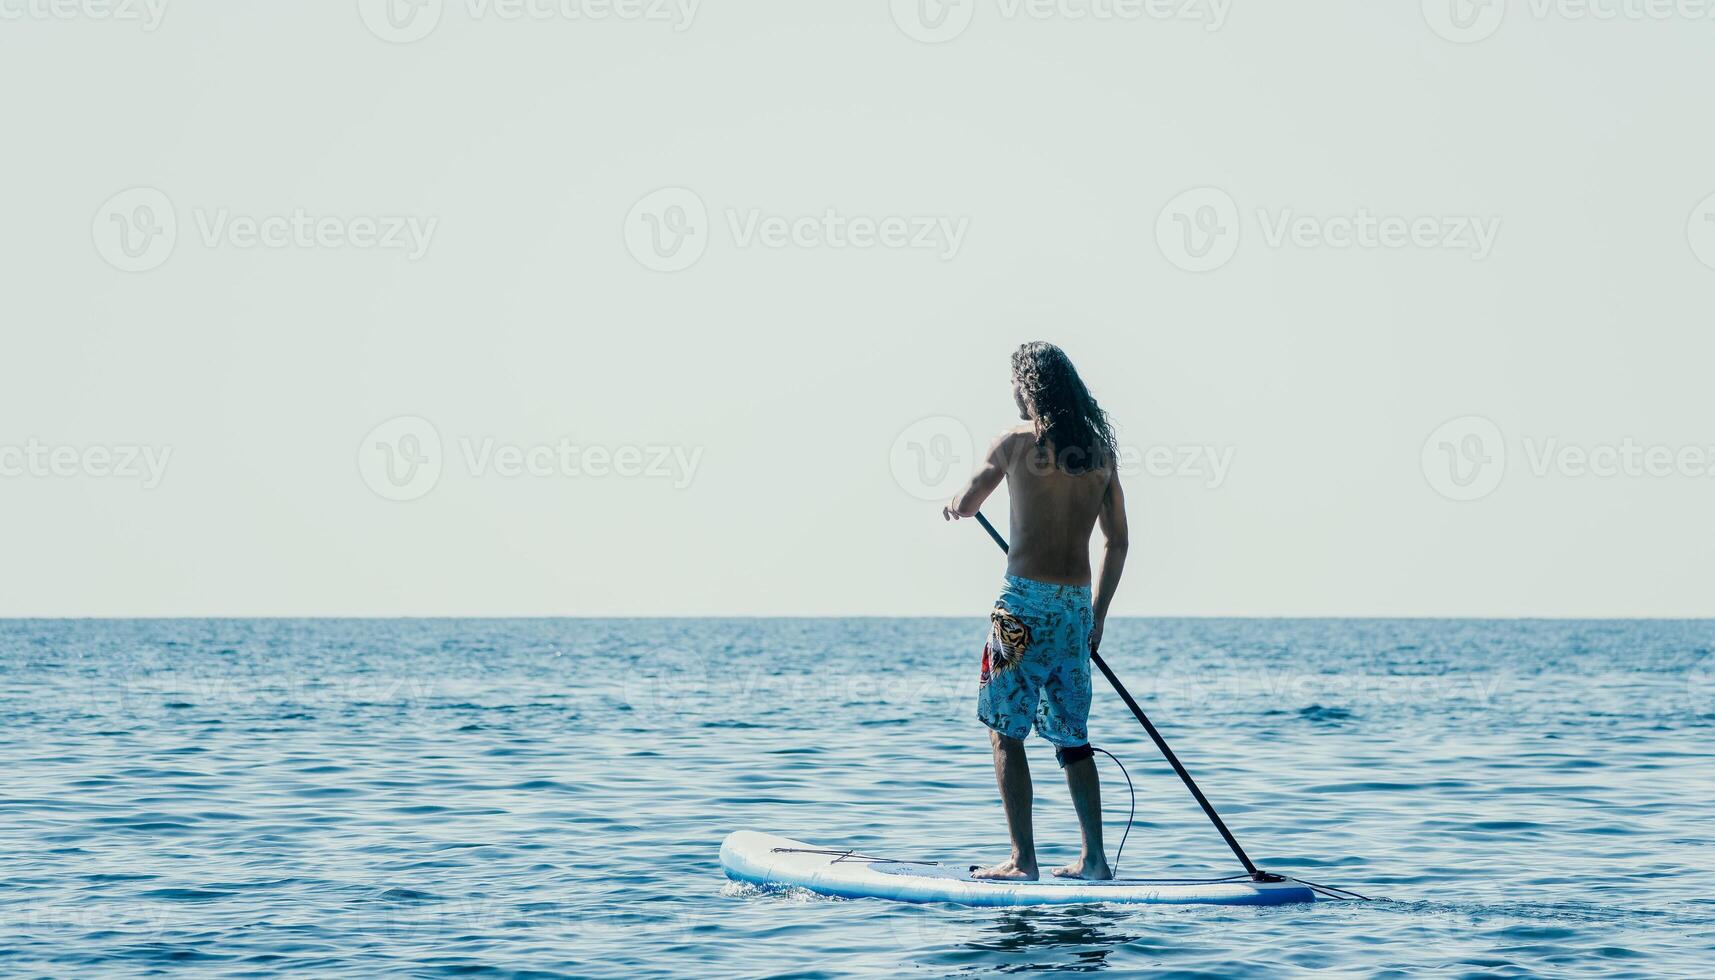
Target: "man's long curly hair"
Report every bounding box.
[1011,342,1116,476]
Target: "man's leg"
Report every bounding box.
[1053,747,1113,880]
[971,729,1038,880]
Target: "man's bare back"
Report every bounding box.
[995,426,1112,586]
[945,423,1129,642]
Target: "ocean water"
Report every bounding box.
[2,618,1712,978]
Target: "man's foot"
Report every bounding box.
[971,857,1038,880]
[1051,857,1114,881]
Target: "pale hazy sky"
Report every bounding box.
[3,1,1712,617]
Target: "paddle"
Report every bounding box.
[971,511,1277,882]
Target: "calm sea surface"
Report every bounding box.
[2,618,1712,977]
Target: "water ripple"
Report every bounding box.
[1,617,1711,976]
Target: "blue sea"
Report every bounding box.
[2,618,1712,977]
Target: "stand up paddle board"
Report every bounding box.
[721,832,1317,907]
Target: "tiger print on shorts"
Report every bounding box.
[988,608,1032,671]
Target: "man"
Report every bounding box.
[943,342,1128,881]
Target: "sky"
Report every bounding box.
[2,1,1712,617]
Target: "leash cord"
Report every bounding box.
[1091,746,1134,877]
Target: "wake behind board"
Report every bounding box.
[721,832,1316,907]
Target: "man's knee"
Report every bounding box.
[1054,742,1095,769]
[989,729,1026,753]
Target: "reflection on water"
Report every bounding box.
[973,906,1140,959]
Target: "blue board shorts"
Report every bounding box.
[977,575,1094,749]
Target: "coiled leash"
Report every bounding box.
[1092,746,1134,876]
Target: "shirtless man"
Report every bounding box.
[943,342,1128,881]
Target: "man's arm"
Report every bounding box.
[1090,471,1129,653]
[943,432,1014,521]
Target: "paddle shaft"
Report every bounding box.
[971,511,1265,879]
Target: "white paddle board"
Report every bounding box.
[721,831,1316,907]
